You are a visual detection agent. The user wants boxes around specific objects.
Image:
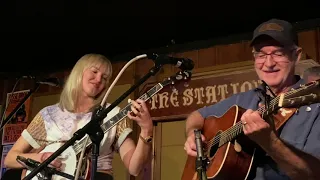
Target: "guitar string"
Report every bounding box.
[206,96,278,148]
[206,84,310,151]
[204,84,310,155]
[207,94,279,148]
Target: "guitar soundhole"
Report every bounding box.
[208,131,221,158]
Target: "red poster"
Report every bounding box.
[1,90,31,145]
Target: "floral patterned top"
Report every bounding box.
[21,103,132,172]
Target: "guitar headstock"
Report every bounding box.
[278,80,320,108]
[278,93,320,108]
[161,70,192,87]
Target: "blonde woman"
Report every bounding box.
[4,54,153,180]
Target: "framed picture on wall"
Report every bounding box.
[1,90,31,145]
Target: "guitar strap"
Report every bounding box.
[249,89,298,179]
[271,107,297,133]
[254,87,297,133]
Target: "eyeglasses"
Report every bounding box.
[252,49,294,64]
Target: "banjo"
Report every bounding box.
[23,70,191,180]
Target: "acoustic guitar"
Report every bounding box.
[22,70,191,180]
[181,80,320,180]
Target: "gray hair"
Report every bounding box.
[303,66,320,80]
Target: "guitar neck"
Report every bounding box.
[216,83,314,147]
[217,95,283,147]
[73,82,164,154]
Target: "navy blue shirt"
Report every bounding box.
[198,76,320,180]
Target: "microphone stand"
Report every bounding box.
[261,80,275,116]
[17,156,79,180]
[0,82,40,130]
[194,129,207,180]
[23,64,163,180]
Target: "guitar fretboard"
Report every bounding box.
[212,83,313,147]
[73,82,164,154]
[215,96,280,147]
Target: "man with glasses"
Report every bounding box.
[184,19,320,180]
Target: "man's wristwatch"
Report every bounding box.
[139,134,153,144]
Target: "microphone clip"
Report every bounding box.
[147,53,195,71]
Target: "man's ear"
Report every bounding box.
[294,47,303,65]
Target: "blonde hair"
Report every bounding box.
[59,53,113,112]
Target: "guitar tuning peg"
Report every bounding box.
[164,77,171,82]
[171,86,177,92]
[184,76,188,80]
[171,81,175,85]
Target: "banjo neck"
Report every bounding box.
[70,70,191,155]
[72,82,165,155]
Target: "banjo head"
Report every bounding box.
[26,143,77,180]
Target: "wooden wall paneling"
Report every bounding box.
[196,41,253,68]
[172,50,200,69]
[198,47,217,68]
[152,122,162,180]
[298,30,319,62]
[242,41,255,60]
[112,61,135,85]
[134,57,162,82]
[215,43,242,65]
[316,28,320,62]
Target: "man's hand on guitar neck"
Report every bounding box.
[240,109,279,149]
[240,109,320,180]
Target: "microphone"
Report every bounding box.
[21,75,36,79]
[19,76,62,87]
[147,53,194,70]
[37,77,62,87]
[16,156,39,170]
[194,129,207,180]
[17,156,78,180]
[17,155,33,170]
[194,129,204,160]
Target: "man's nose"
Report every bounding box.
[264,55,276,67]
